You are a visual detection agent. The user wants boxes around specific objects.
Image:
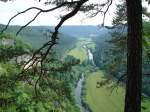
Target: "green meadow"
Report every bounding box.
[67,47,87,63]
[85,71,150,112]
[85,71,125,112]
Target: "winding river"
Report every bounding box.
[75,45,95,112]
[75,73,88,112]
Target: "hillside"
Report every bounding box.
[0,25,78,56]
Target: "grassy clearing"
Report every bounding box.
[85,71,125,112]
[68,47,87,63]
[85,71,150,112]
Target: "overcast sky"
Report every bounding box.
[0,0,149,26]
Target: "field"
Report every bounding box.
[67,47,87,63]
[85,71,150,112]
[85,71,125,112]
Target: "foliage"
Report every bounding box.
[0,32,81,112]
[93,1,150,97]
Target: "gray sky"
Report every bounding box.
[0,0,149,26]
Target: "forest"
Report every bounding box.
[0,0,150,112]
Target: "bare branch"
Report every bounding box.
[80,0,113,26]
[1,7,43,34]
[102,0,113,26]
[0,0,83,34]
[16,11,41,35]
[13,0,88,97]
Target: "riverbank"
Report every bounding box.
[76,38,150,112]
[75,74,90,112]
[67,37,95,112]
[66,37,150,112]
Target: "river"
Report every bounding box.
[75,45,95,112]
[83,45,95,65]
[75,73,88,112]
[87,49,95,66]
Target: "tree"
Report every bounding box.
[109,0,146,111]
[125,0,143,112]
[105,0,149,111]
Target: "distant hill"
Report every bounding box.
[0,24,111,57]
[60,25,109,38]
[0,24,110,37]
[0,25,71,49]
[0,25,77,56]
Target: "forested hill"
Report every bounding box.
[60,25,109,37]
[0,25,76,49]
[0,24,110,38]
[0,24,110,56]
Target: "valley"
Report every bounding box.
[0,25,150,112]
[67,37,150,112]
[1,0,150,111]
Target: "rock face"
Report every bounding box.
[23,55,41,70]
[16,54,31,64]
[10,54,41,69]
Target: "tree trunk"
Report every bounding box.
[125,0,142,112]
